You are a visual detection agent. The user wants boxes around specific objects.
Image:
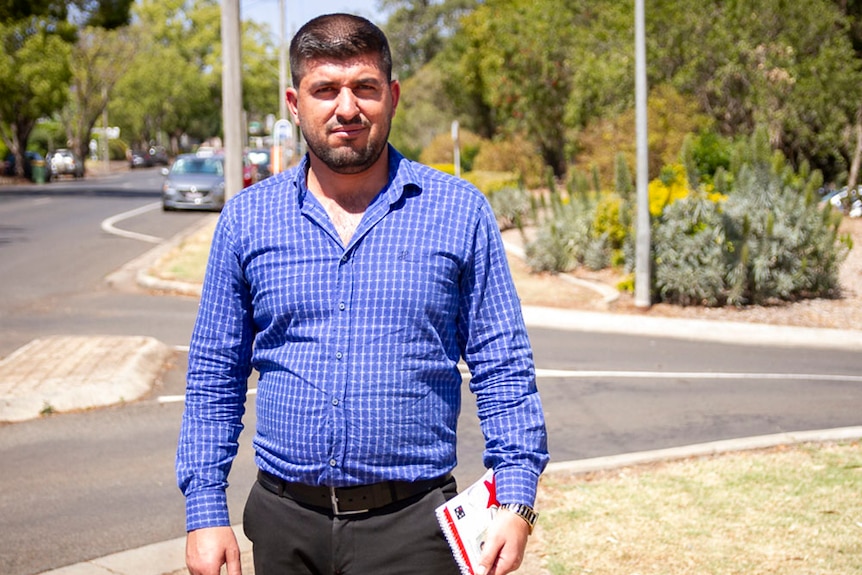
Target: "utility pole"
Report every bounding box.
[221,0,244,201]
[634,0,651,308]
[279,0,287,121]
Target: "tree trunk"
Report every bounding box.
[847,105,862,193]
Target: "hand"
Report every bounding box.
[476,507,531,575]
[185,526,243,575]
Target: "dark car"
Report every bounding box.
[129,149,153,168]
[148,146,169,165]
[47,149,84,179]
[161,153,227,211]
[130,146,170,169]
[4,151,52,182]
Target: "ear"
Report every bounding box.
[285,87,300,123]
[390,80,401,116]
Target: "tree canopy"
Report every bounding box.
[396,0,862,184]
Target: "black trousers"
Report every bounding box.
[243,476,462,575]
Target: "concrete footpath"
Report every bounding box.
[0,217,859,574]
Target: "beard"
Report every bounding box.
[301,116,391,175]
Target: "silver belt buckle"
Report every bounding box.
[330,486,370,516]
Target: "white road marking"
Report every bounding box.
[159,367,862,404]
[534,368,862,382]
[101,201,163,243]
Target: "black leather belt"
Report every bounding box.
[257,470,451,515]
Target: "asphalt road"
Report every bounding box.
[1,169,860,575]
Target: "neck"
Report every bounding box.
[306,148,390,212]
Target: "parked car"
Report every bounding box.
[4,151,52,182]
[130,146,170,169]
[148,146,169,165]
[129,149,152,168]
[47,149,84,179]
[824,186,862,218]
[246,148,273,182]
[242,154,254,188]
[162,153,227,211]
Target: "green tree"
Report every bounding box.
[833,0,862,188]
[0,0,132,176]
[647,0,862,185]
[444,0,581,176]
[110,0,221,150]
[241,20,280,126]
[60,25,137,166]
[390,63,459,159]
[110,0,279,152]
[0,20,72,176]
[0,0,131,29]
[439,0,633,177]
[381,0,479,80]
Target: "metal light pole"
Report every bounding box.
[634,0,651,308]
[452,121,461,179]
[221,0,244,201]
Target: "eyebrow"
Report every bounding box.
[308,76,385,91]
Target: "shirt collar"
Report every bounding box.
[293,145,422,209]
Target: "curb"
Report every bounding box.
[36,426,862,575]
[520,305,862,350]
[543,426,862,476]
[105,213,217,298]
[0,335,172,423]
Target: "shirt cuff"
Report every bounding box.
[185,488,232,532]
[494,465,540,507]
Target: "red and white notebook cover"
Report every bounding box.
[435,469,499,575]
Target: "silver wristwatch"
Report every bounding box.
[500,503,539,534]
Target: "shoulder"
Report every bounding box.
[391,150,489,211]
[220,167,301,225]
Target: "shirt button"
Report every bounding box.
[338,302,346,311]
[332,398,339,406]
[335,351,343,360]
[329,459,337,467]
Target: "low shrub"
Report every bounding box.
[464,170,521,195]
[487,185,532,231]
[652,130,849,306]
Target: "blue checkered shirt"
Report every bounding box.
[177,147,549,531]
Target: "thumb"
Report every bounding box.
[225,543,243,575]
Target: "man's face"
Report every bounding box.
[287,55,400,175]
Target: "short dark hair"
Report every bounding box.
[289,13,393,87]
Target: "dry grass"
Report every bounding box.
[533,442,862,575]
[149,219,215,284]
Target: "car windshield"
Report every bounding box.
[171,157,223,175]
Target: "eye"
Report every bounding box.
[312,85,338,98]
[354,83,380,97]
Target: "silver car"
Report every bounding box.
[161,154,226,211]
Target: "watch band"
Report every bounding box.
[500,503,539,534]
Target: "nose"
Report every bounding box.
[335,87,360,120]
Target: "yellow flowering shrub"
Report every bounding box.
[648,164,690,216]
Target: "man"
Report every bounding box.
[177,13,548,575]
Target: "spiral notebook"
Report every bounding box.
[435,469,499,575]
